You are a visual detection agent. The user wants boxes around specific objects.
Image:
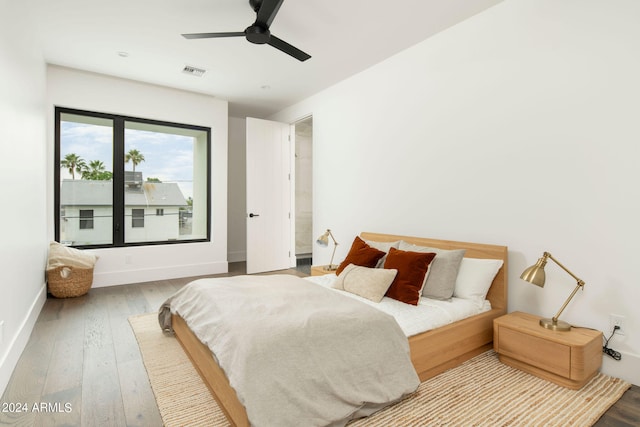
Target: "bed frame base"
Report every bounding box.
[409,310,497,381]
[173,315,250,426]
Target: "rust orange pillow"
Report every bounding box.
[335,236,386,275]
[384,247,436,305]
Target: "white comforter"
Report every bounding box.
[159,274,420,427]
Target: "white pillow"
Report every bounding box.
[333,263,398,303]
[453,258,503,307]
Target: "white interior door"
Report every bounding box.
[246,117,292,274]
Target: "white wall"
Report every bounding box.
[0,0,48,397]
[47,66,229,286]
[228,117,247,262]
[272,0,640,385]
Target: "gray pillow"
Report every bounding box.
[364,239,400,267]
[398,241,465,300]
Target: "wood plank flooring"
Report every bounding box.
[1,263,638,426]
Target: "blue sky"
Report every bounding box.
[60,121,195,199]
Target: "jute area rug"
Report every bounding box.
[129,313,630,427]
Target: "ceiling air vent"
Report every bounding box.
[182,65,206,77]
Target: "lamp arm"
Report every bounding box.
[546,252,586,322]
[546,252,585,285]
[326,229,338,246]
[327,229,338,268]
[551,283,583,322]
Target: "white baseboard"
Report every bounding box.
[602,350,640,386]
[92,261,229,287]
[0,284,47,398]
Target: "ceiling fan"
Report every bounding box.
[182,0,311,62]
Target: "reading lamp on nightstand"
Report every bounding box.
[316,229,339,271]
[520,251,585,332]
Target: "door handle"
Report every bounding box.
[249,213,260,218]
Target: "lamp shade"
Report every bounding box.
[520,258,547,287]
[316,231,330,247]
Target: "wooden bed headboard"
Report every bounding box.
[359,232,508,311]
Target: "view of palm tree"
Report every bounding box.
[60,153,86,180]
[82,160,113,180]
[88,160,105,172]
[125,149,145,172]
[60,156,115,181]
[61,152,150,181]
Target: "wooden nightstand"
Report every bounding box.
[493,311,602,389]
[310,265,338,276]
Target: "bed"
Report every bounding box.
[162,232,508,427]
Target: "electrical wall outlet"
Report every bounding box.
[609,314,625,336]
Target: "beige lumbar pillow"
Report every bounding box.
[333,264,397,303]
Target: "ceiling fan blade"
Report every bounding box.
[182,32,245,39]
[255,0,284,28]
[268,35,311,62]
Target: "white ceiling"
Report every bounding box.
[30,0,502,118]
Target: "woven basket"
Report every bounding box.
[47,266,94,298]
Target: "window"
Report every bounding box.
[79,210,94,229]
[57,113,113,245]
[132,209,145,228]
[55,107,211,248]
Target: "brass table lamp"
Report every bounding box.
[316,229,339,271]
[520,252,585,331]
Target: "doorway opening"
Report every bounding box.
[294,116,313,272]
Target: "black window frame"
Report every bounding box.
[54,106,212,249]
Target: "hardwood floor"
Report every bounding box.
[593,383,640,427]
[1,262,638,426]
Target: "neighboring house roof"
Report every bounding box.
[60,179,187,207]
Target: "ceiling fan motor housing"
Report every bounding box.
[245,25,271,44]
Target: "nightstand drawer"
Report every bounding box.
[499,327,571,378]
